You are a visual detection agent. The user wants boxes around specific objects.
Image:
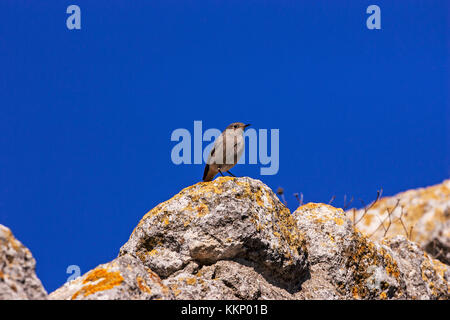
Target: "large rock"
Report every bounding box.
[347,179,450,265]
[49,254,173,300]
[293,203,448,299]
[0,224,47,300]
[119,177,309,297]
[29,177,450,300]
[51,176,309,300]
[384,236,449,299]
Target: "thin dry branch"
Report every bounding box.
[343,195,354,211]
[367,198,400,238]
[376,214,387,234]
[354,188,383,227]
[383,199,401,237]
[328,195,336,205]
[409,225,414,241]
[294,193,303,206]
[397,205,410,239]
[276,187,288,206]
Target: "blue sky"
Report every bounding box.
[0,1,448,293]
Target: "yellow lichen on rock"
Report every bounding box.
[184,277,197,285]
[196,203,209,217]
[136,276,152,294]
[71,267,124,299]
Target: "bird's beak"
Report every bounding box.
[244,124,251,128]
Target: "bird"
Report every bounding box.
[202,122,251,182]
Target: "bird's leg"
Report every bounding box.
[218,169,224,177]
[227,170,236,177]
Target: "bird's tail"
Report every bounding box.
[202,164,217,182]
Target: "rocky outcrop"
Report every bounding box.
[2,177,449,300]
[119,177,308,297]
[51,177,308,299]
[0,224,47,300]
[49,177,449,300]
[347,180,450,265]
[293,203,448,299]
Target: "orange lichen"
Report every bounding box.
[196,203,209,217]
[183,218,192,227]
[185,277,197,285]
[420,258,449,297]
[314,217,325,224]
[170,284,181,297]
[352,286,360,299]
[0,227,22,251]
[136,276,152,294]
[71,268,124,299]
[146,268,163,286]
[342,233,402,299]
[333,217,345,226]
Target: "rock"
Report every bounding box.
[0,224,47,300]
[293,203,449,299]
[115,177,448,300]
[6,176,446,300]
[383,236,449,299]
[423,221,450,265]
[49,254,173,300]
[163,260,292,300]
[346,179,450,265]
[119,177,309,295]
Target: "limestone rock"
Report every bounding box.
[346,179,450,265]
[9,176,446,300]
[115,177,448,300]
[423,221,450,265]
[293,203,449,299]
[0,224,47,300]
[383,236,449,299]
[119,177,309,295]
[163,260,293,300]
[49,254,173,300]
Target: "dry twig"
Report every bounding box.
[343,195,354,211]
[354,188,383,227]
[276,187,287,206]
[328,195,336,205]
[294,193,303,206]
[382,199,401,237]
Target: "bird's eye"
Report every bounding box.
[234,125,238,128]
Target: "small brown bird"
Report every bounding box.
[202,122,251,181]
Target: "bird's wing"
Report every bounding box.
[207,133,224,164]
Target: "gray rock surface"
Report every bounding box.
[119,177,309,296]
[2,177,449,300]
[0,224,47,300]
[293,203,448,299]
[49,254,173,300]
[384,235,449,299]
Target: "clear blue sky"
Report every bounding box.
[0,1,448,293]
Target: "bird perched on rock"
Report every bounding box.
[203,122,251,181]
